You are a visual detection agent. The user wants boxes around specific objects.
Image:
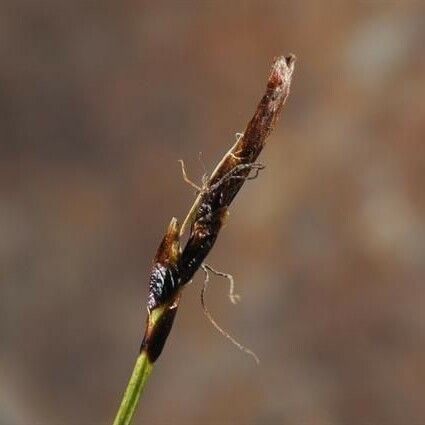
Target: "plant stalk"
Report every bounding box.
[112,352,153,425]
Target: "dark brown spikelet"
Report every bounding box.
[140,55,295,363]
[178,54,296,285]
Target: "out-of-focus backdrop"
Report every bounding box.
[1,2,425,424]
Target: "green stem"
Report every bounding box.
[113,352,154,425]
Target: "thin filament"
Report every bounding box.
[200,266,260,365]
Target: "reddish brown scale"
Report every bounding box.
[179,205,228,284]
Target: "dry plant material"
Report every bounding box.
[140,55,296,363]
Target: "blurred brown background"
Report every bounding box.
[1,1,425,424]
